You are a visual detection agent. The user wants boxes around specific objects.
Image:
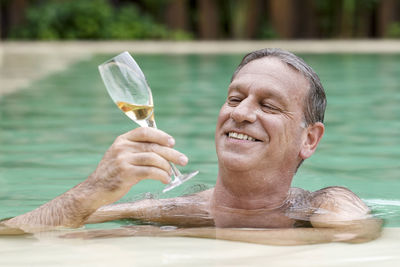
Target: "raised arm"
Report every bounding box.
[2,127,188,233]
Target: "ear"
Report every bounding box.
[299,122,325,160]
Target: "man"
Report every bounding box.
[1,49,381,244]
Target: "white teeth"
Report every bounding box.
[228,132,256,141]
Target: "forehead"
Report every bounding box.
[230,57,309,99]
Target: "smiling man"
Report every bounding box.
[2,49,381,244]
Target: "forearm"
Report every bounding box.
[0,220,27,235]
[85,200,160,224]
[86,192,214,227]
[3,179,117,233]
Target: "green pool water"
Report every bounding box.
[0,53,399,228]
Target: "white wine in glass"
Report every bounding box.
[98,51,198,193]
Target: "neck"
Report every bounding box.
[212,166,294,211]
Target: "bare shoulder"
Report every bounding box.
[309,186,371,228]
[310,186,369,212]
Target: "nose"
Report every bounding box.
[230,98,257,123]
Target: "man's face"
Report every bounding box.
[215,57,310,174]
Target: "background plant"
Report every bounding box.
[9,0,192,40]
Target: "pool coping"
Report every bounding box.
[0,227,399,266]
[2,40,400,54]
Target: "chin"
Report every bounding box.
[218,153,255,172]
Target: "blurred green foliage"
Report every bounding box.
[257,23,278,39]
[10,0,192,40]
[386,23,400,38]
[314,0,379,37]
[3,0,399,40]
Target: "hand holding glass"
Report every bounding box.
[98,51,198,193]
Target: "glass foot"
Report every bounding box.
[162,170,199,193]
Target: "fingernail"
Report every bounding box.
[168,137,175,147]
[179,155,188,165]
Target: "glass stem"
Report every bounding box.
[146,119,156,128]
[145,118,181,181]
[170,163,182,180]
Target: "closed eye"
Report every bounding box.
[261,103,282,113]
[227,96,242,106]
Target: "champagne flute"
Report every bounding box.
[98,51,198,193]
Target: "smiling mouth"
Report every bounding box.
[227,132,261,142]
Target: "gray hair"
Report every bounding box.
[232,48,327,125]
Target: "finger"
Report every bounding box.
[126,165,171,184]
[132,143,188,166]
[127,152,172,176]
[121,127,175,148]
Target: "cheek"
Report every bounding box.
[215,105,229,146]
[216,104,230,130]
[259,115,282,136]
[283,122,306,151]
[260,115,300,145]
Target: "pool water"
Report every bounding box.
[0,52,399,235]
